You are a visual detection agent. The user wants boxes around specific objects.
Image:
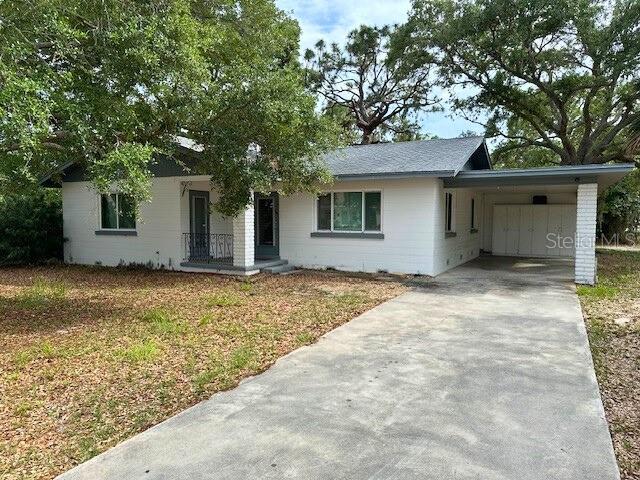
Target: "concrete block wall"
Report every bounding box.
[232,204,255,268]
[575,183,598,285]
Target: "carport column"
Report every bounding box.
[575,183,598,285]
[232,202,255,268]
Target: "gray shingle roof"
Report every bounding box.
[322,136,488,178]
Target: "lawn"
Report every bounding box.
[0,266,407,480]
[578,248,640,480]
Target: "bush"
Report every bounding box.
[0,189,63,265]
[599,168,640,241]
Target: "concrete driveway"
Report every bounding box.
[59,257,619,480]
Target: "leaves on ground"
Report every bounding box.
[579,249,640,480]
[0,266,407,479]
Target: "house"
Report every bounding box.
[42,137,634,285]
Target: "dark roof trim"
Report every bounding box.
[336,169,457,181]
[443,163,635,188]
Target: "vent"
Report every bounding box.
[532,195,548,205]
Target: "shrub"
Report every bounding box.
[0,190,63,265]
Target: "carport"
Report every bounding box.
[443,163,634,285]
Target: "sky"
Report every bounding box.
[275,0,480,139]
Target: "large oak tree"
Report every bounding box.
[0,0,337,215]
[401,0,640,166]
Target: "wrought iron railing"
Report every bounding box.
[183,233,233,264]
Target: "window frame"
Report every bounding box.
[315,190,383,234]
[445,191,456,234]
[470,197,477,230]
[99,192,137,231]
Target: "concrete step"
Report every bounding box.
[261,264,296,274]
[256,259,288,269]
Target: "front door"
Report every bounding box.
[189,190,210,260]
[255,192,279,259]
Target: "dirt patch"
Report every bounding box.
[0,265,408,479]
[579,249,640,480]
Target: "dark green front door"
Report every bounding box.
[254,192,279,259]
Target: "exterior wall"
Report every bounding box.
[432,184,483,275]
[232,203,255,268]
[62,178,182,268]
[575,183,598,285]
[278,178,439,275]
[62,177,234,269]
[481,191,577,252]
[179,180,232,238]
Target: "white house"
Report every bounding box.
[42,137,634,285]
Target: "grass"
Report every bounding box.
[578,248,640,480]
[205,290,245,307]
[140,307,185,335]
[0,265,407,479]
[15,277,68,309]
[117,340,160,363]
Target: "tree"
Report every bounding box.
[0,0,337,216]
[0,190,63,264]
[402,0,640,166]
[304,25,438,145]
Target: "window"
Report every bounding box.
[470,198,476,230]
[316,191,382,232]
[445,192,455,233]
[101,193,136,230]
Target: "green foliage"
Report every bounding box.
[403,0,640,165]
[0,190,63,264]
[576,284,619,299]
[305,25,438,145]
[0,0,338,215]
[600,169,640,238]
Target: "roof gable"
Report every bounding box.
[321,137,490,178]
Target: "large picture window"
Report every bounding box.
[101,193,136,230]
[317,191,382,232]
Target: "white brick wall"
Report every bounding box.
[575,183,598,285]
[432,183,483,275]
[278,178,439,275]
[62,178,183,269]
[232,204,255,268]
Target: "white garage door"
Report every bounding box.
[492,204,576,258]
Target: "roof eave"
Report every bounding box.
[334,170,457,181]
[443,163,635,188]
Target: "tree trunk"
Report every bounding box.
[360,130,374,145]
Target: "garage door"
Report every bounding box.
[492,204,576,258]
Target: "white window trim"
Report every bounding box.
[445,191,456,233]
[99,192,137,231]
[315,190,383,233]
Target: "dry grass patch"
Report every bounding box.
[0,265,407,479]
[578,249,640,480]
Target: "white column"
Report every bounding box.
[232,203,255,268]
[575,183,598,285]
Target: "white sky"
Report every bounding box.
[275,0,480,139]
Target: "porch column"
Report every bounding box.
[232,203,255,268]
[575,183,598,285]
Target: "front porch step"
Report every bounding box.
[262,264,296,274]
[255,258,288,269]
[259,260,296,274]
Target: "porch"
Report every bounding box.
[177,179,287,275]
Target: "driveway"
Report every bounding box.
[58,257,619,480]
